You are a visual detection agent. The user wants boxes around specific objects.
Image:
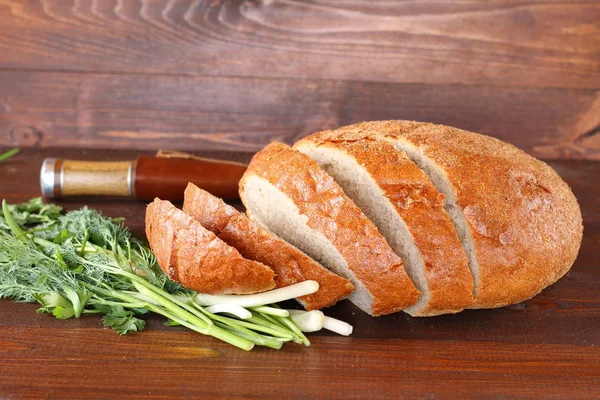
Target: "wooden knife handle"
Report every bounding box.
[40,159,134,198]
[40,156,247,201]
[134,155,246,201]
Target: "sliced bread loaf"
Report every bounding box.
[183,183,354,310]
[239,142,420,316]
[145,198,276,294]
[294,138,473,316]
[305,121,583,309]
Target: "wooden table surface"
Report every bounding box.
[1,148,599,399]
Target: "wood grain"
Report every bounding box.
[1,71,599,159]
[0,1,599,158]
[0,0,598,88]
[0,148,599,399]
[1,326,599,399]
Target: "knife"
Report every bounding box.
[40,150,247,201]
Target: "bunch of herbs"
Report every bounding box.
[0,198,308,351]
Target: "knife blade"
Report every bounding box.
[40,154,247,201]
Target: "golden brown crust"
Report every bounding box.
[295,137,474,315]
[145,198,275,295]
[183,183,238,233]
[183,183,355,310]
[240,142,420,316]
[307,120,583,309]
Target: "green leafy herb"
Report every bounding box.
[0,148,19,163]
[0,198,308,350]
[100,305,146,335]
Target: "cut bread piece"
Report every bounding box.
[182,183,354,310]
[145,198,276,295]
[304,121,583,309]
[239,142,420,316]
[294,138,473,316]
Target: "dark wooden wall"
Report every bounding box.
[1,0,599,159]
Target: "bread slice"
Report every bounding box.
[294,138,473,316]
[239,142,420,316]
[145,198,276,294]
[305,121,583,309]
[182,183,354,310]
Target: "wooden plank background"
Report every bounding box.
[0,0,599,159]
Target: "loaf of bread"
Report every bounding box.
[239,142,420,316]
[144,120,582,317]
[145,198,276,294]
[297,121,583,310]
[183,183,354,310]
[294,137,474,316]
